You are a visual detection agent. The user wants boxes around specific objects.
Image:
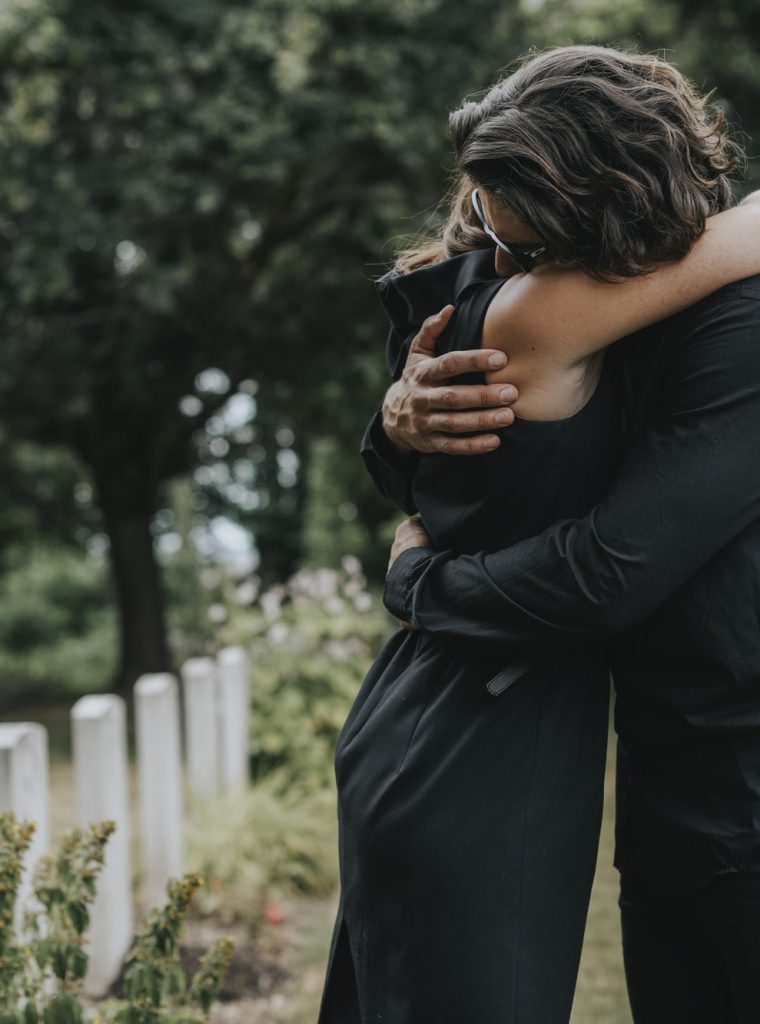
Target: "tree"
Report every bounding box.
[0,0,527,687]
[0,431,92,567]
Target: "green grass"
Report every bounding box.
[571,737,632,1024]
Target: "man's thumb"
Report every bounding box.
[408,305,455,356]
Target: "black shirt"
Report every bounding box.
[365,276,760,896]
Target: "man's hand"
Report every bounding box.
[387,516,432,629]
[382,305,519,456]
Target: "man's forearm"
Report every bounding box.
[360,405,419,515]
[384,509,673,652]
[384,286,760,651]
[383,542,598,652]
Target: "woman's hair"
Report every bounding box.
[396,45,745,278]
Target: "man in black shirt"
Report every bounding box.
[362,276,760,1022]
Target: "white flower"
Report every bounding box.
[353,593,373,613]
[235,580,259,605]
[342,578,364,598]
[267,622,290,646]
[314,568,339,599]
[200,568,220,590]
[260,589,283,619]
[341,554,362,576]
[207,602,227,623]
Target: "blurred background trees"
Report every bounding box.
[0,0,757,696]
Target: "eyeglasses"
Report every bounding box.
[471,188,547,274]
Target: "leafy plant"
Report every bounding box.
[24,819,115,1016]
[0,814,233,1023]
[115,874,233,1024]
[0,814,36,1014]
[0,814,111,1023]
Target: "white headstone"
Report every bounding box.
[134,673,183,911]
[0,723,50,931]
[180,657,219,800]
[216,646,251,791]
[71,695,134,996]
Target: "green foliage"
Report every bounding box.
[186,774,341,923]
[187,938,235,1017]
[0,0,754,684]
[120,876,202,1011]
[23,821,115,992]
[0,432,92,569]
[116,874,232,1024]
[0,815,232,1023]
[184,559,394,920]
[0,545,116,703]
[0,816,36,1010]
[0,815,112,1015]
[220,560,391,788]
[0,0,527,624]
[0,0,755,687]
[301,435,401,581]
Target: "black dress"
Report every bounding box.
[318,248,621,1023]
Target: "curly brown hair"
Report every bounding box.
[396,45,745,278]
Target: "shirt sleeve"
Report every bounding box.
[384,283,760,649]
[359,324,420,515]
[360,405,419,515]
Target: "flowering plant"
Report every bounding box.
[0,813,232,1023]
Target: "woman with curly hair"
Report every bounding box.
[319,45,760,1023]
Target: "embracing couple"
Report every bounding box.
[318,44,760,1024]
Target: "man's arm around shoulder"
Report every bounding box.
[384,284,760,648]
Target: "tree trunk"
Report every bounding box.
[92,462,171,692]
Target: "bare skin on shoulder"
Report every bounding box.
[384,187,760,587]
[382,188,760,457]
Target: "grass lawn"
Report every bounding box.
[570,735,632,1024]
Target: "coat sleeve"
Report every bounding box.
[383,283,760,650]
[359,324,420,515]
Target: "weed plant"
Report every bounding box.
[0,813,232,1024]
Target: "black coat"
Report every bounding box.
[319,250,618,1023]
[374,275,760,898]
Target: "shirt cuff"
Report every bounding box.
[360,406,420,476]
[383,546,435,623]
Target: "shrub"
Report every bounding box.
[183,558,395,923]
[185,771,341,925]
[0,545,117,701]
[0,813,232,1024]
[226,560,391,789]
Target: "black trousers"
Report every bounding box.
[620,869,760,1024]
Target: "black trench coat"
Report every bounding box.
[318,249,619,1023]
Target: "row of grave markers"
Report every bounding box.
[0,645,251,997]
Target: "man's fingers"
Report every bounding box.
[428,432,505,455]
[418,347,509,384]
[426,407,516,434]
[407,305,456,357]
[416,382,518,411]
